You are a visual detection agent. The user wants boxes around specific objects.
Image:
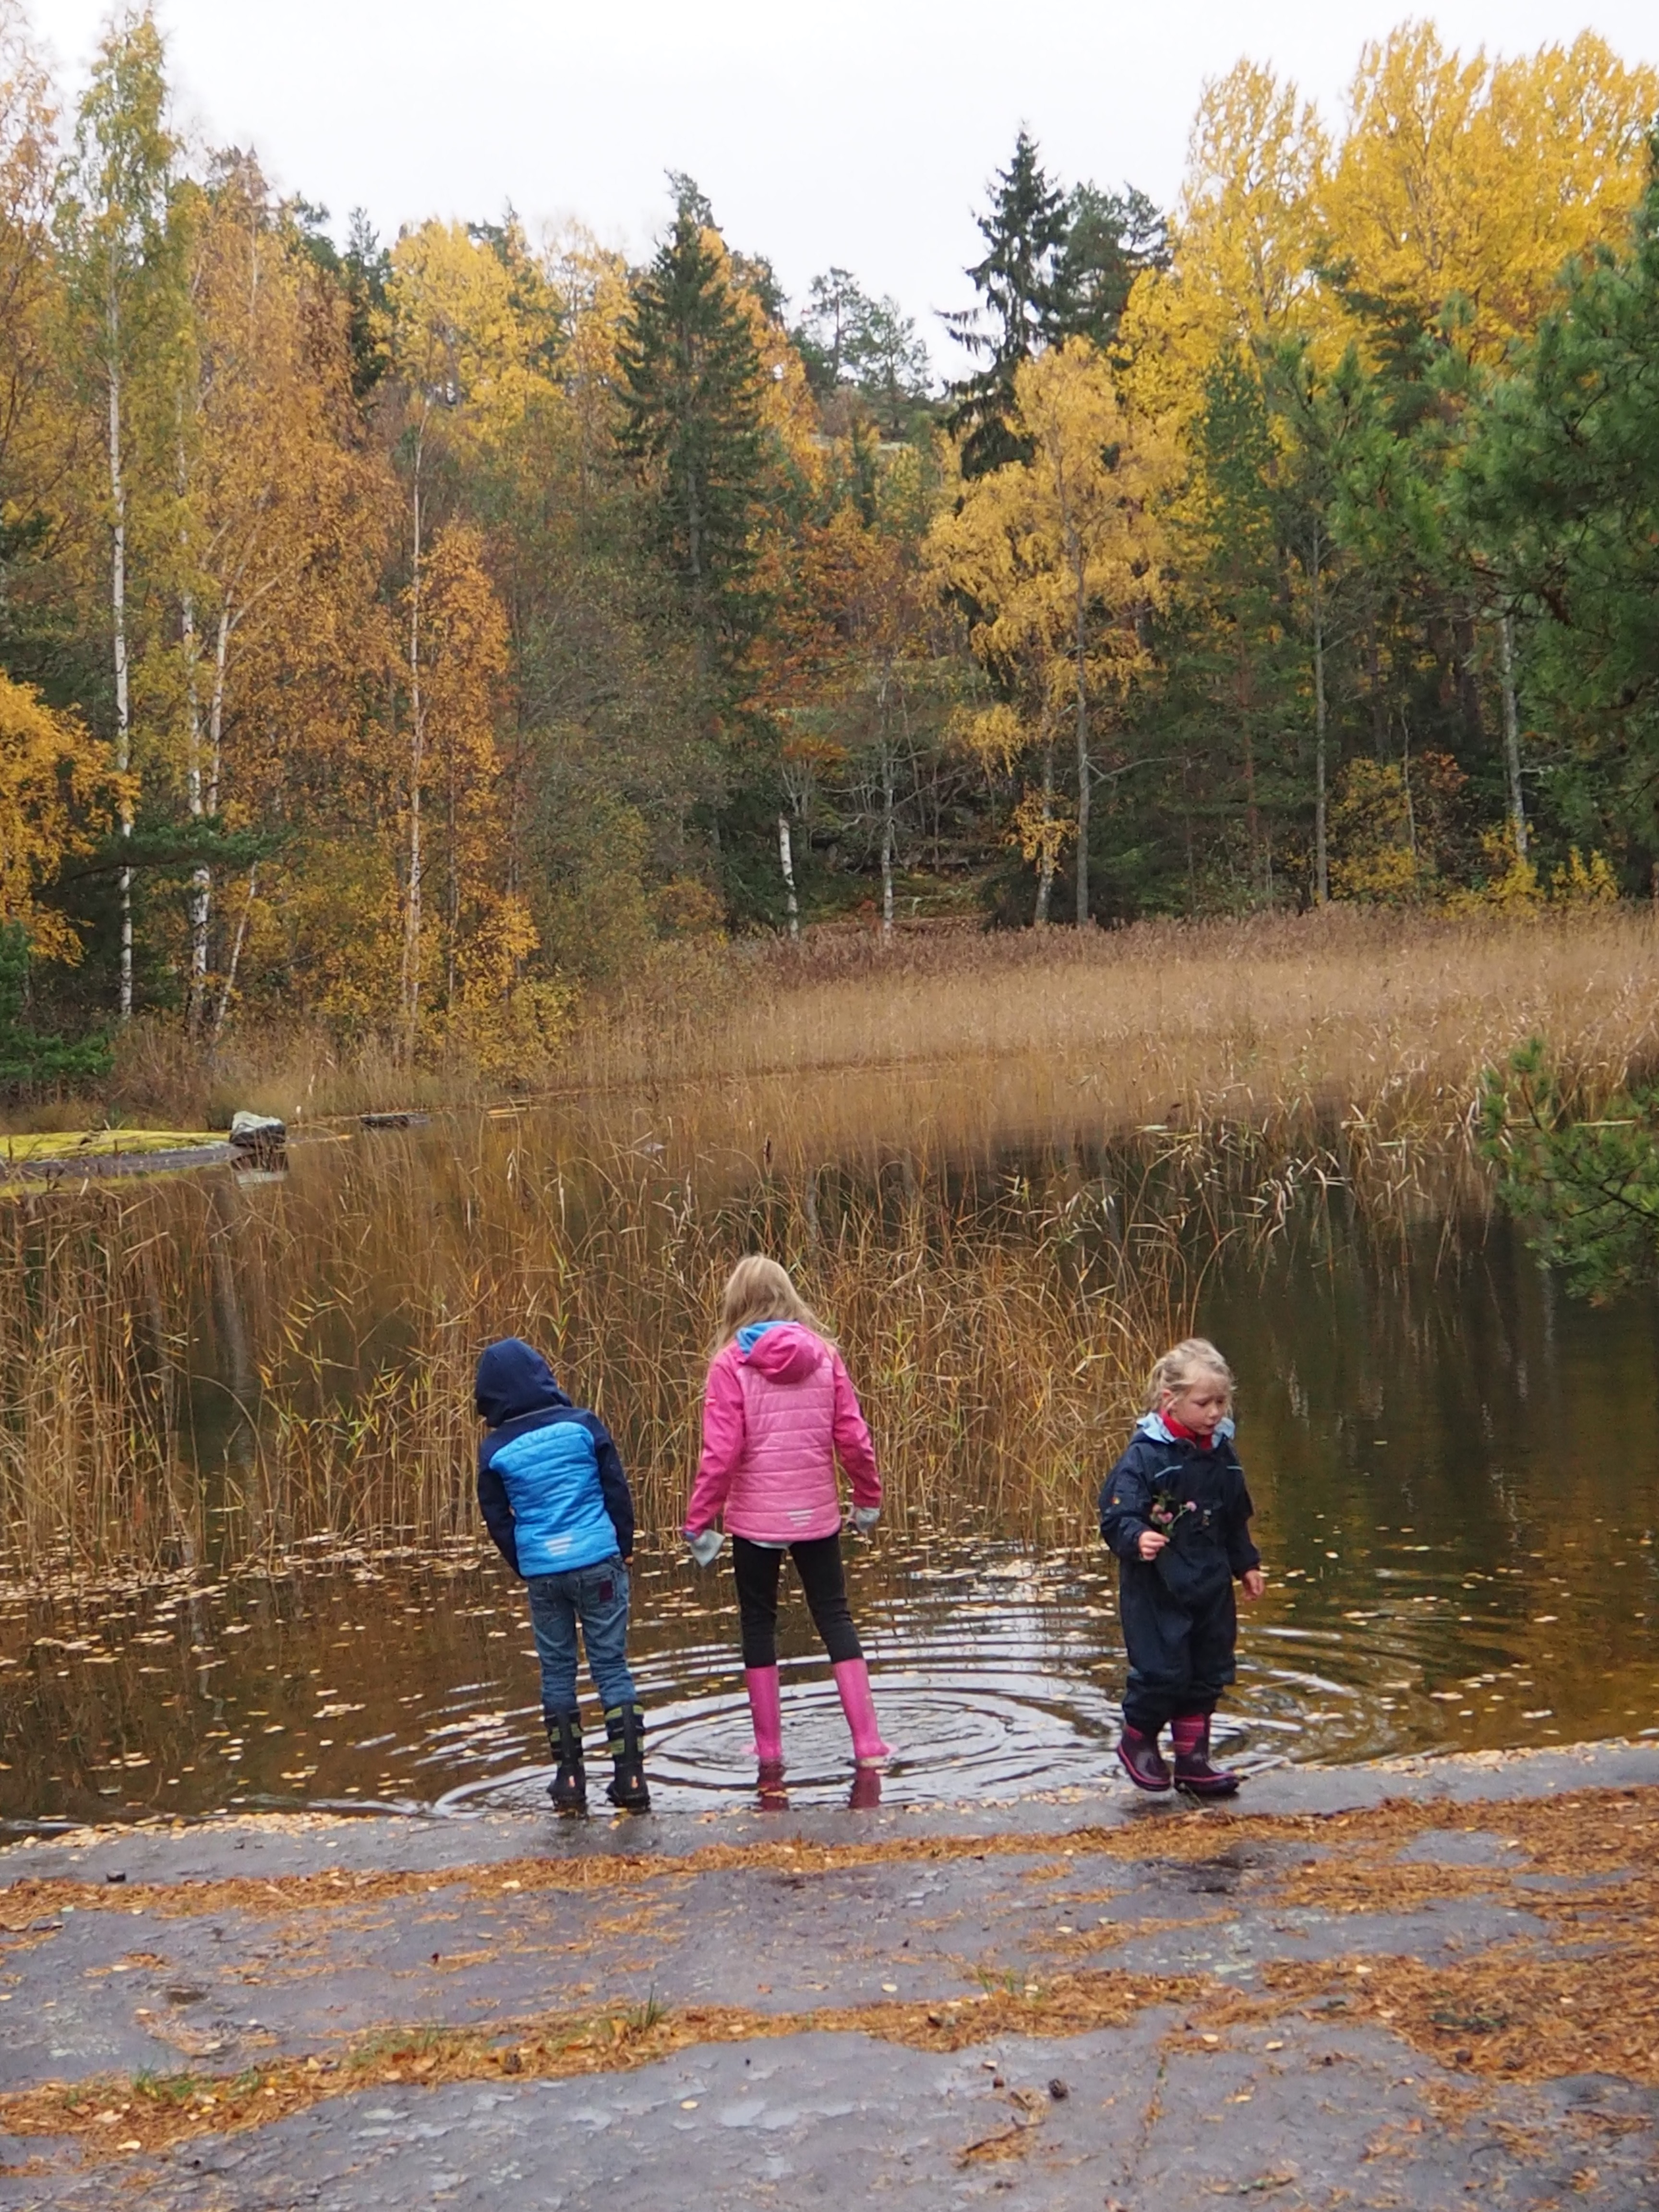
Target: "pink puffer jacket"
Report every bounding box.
[685,1322,880,1544]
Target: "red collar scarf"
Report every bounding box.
[1163,1411,1215,1450]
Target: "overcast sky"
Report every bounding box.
[24,1,1659,374]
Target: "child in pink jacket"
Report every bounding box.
[685,1255,889,1775]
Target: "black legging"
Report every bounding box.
[732,1533,862,1668]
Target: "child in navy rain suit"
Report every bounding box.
[475,1337,648,1814]
[1098,1338,1265,1795]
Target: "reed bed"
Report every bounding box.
[0,1121,1181,1580]
[6,907,1654,1582]
[591,908,1659,1158]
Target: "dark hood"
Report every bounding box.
[474,1338,571,1426]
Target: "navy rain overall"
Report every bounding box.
[1098,1413,1260,1736]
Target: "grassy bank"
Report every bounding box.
[592,906,1659,1129]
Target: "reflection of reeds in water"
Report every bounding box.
[0,1126,1181,1578]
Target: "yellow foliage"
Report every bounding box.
[1445,826,1539,914]
[1120,60,1327,423]
[651,878,725,940]
[1328,757,1434,905]
[386,219,555,447]
[710,227,822,488]
[1550,846,1619,908]
[1440,830,1617,916]
[1008,786,1076,868]
[0,671,122,961]
[1323,26,1659,360]
[442,891,574,1081]
[544,226,632,478]
[950,702,1026,773]
[0,13,71,554]
[929,340,1173,735]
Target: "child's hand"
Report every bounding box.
[1137,1530,1168,1561]
[1241,1567,1266,1601]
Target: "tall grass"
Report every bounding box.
[593,908,1659,1146]
[0,1121,1181,1580]
[6,907,1656,1581]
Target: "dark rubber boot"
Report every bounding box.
[545,1709,586,1814]
[1116,1724,1172,1792]
[603,1702,651,1812]
[1172,1714,1240,1797]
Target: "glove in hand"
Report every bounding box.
[685,1528,724,1568]
[850,1505,880,1536]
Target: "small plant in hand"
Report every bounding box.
[1148,1488,1196,1535]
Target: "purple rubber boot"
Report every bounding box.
[1171,1713,1239,1797]
[1116,1724,1172,1792]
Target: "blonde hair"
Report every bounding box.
[1143,1336,1234,1411]
[713,1255,825,1352]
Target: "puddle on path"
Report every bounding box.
[2,1213,1656,1826]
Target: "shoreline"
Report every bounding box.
[0,1739,1654,2207]
[4,1735,1657,1881]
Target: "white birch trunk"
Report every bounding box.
[181,586,211,1031]
[777,813,799,940]
[1034,740,1056,926]
[211,863,257,1044]
[880,745,896,937]
[107,332,133,1021]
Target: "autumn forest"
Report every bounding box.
[3,7,1659,1087]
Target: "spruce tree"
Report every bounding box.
[944,131,1070,478]
[946,138,1167,478]
[617,180,766,677]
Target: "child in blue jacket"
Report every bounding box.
[474,1338,648,1814]
[1099,1338,1265,1796]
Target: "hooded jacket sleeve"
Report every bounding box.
[1221,1445,1261,1576]
[586,1416,635,1559]
[1098,1442,1156,1564]
[830,1350,880,1509]
[476,1443,520,1576]
[685,1348,745,1533]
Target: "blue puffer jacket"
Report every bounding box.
[474,1339,634,1578]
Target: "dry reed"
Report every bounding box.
[591,908,1659,1159]
[6,908,1655,1581]
[0,1121,1179,1579]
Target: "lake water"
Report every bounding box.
[3,1197,1654,1827]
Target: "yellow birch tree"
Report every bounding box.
[931,340,1173,924]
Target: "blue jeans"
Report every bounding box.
[525,1556,637,1717]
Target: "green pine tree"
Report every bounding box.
[617,179,767,679]
[0,926,111,1092]
[1055,182,1169,351]
[943,131,1071,478]
[1464,145,1659,851]
[1479,1038,1659,1303]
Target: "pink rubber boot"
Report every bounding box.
[831,1658,891,1767]
[745,1666,784,1771]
